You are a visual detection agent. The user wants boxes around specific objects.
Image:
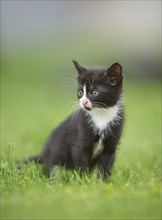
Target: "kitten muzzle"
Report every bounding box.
[81,99,91,111]
[80,97,92,111]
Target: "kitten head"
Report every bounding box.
[73,60,123,112]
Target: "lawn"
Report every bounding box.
[0,52,161,219]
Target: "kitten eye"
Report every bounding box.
[78,90,84,96]
[92,91,99,96]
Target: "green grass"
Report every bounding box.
[0,53,161,219]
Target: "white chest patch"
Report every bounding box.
[92,139,104,159]
[90,104,120,131]
[89,103,121,159]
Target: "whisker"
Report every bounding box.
[93,101,109,108]
[72,106,81,121]
[61,76,77,88]
[71,103,80,111]
[71,100,79,105]
[62,76,77,83]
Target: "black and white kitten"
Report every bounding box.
[26,61,124,179]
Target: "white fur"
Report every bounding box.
[89,101,122,159]
[92,139,104,159]
[89,104,120,131]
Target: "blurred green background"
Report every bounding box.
[1,1,161,219]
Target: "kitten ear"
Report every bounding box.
[105,63,122,86]
[72,60,87,74]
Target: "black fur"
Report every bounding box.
[25,61,124,179]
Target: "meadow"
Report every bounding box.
[1,51,161,219]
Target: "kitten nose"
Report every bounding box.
[82,100,88,107]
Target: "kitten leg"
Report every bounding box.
[98,151,115,179]
[73,149,90,174]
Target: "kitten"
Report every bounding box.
[26,60,124,179]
